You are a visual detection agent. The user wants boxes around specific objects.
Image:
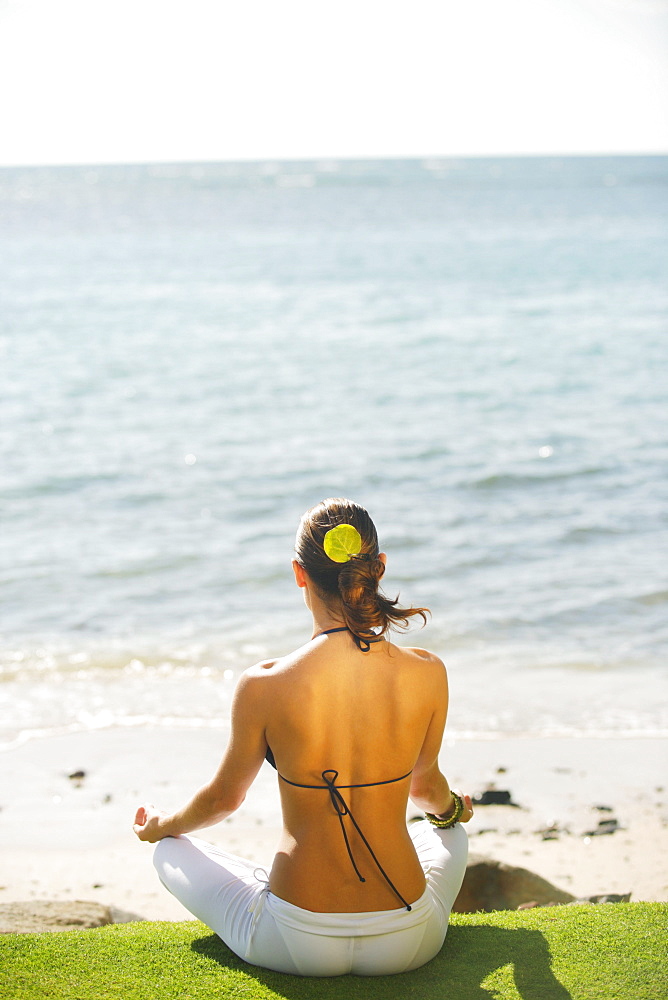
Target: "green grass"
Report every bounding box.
[1,903,666,1000]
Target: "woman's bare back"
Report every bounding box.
[252,630,449,911]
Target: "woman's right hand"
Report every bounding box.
[133,804,171,843]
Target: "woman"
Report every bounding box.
[134,498,473,976]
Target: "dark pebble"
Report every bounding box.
[585,818,619,836]
[535,821,570,839]
[472,789,519,807]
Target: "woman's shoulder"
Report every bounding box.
[397,644,446,668]
[244,658,279,676]
[232,658,286,709]
[392,644,448,690]
[241,657,285,684]
[235,647,316,712]
[241,642,312,681]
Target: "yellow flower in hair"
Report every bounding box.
[323,524,363,563]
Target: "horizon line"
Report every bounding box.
[1,148,667,171]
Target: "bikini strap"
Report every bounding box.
[278,768,414,911]
[279,769,413,791]
[317,626,384,653]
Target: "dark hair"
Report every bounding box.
[294,498,429,640]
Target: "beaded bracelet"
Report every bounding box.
[425,791,464,828]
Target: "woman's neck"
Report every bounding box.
[310,614,346,640]
[307,598,346,640]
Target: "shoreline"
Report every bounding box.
[0,728,666,921]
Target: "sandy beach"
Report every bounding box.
[0,728,666,921]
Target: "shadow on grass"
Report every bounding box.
[192,924,573,999]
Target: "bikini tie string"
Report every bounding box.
[319,770,412,911]
[317,626,381,653]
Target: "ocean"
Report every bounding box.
[1,154,667,747]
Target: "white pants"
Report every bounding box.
[153,820,468,977]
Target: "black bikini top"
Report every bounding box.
[265,625,414,911]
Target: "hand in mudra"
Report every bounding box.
[133,804,169,842]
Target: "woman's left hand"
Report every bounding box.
[133,804,170,843]
[456,791,475,824]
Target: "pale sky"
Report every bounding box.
[0,0,666,166]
